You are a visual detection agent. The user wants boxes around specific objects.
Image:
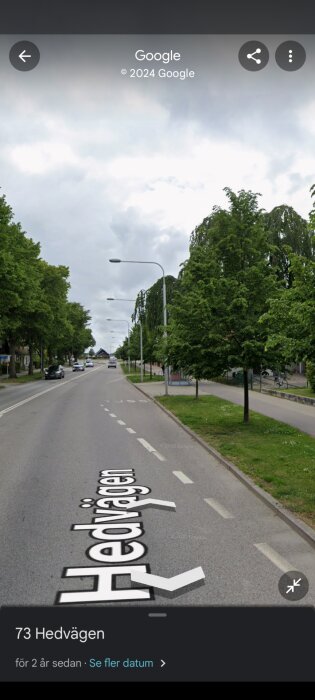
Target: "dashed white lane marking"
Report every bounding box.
[127,400,136,403]
[137,438,166,461]
[104,408,109,412]
[117,419,126,426]
[254,543,294,573]
[100,404,104,407]
[204,498,234,519]
[109,413,117,418]
[152,450,166,462]
[137,438,157,453]
[139,399,148,403]
[126,427,136,434]
[172,471,193,484]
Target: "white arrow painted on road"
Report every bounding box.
[19,50,32,62]
[130,566,205,592]
[125,498,176,511]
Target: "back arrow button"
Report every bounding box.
[10,41,40,72]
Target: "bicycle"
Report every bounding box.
[273,374,288,389]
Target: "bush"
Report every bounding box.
[306,361,315,391]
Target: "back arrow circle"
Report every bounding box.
[19,50,32,63]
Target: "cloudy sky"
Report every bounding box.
[0,34,314,350]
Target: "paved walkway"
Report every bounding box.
[136,379,315,438]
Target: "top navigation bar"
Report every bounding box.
[0,0,314,34]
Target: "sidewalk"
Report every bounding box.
[135,378,315,438]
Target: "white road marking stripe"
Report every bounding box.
[139,399,148,403]
[254,543,294,573]
[137,438,156,452]
[109,413,117,418]
[100,404,104,407]
[127,400,136,403]
[126,427,136,434]
[0,366,104,416]
[104,408,109,412]
[152,451,166,462]
[137,438,166,461]
[172,471,193,484]
[204,498,234,519]
[117,419,126,425]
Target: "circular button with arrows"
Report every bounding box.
[9,41,40,71]
[278,570,309,601]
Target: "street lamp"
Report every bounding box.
[109,258,168,395]
[106,318,130,373]
[106,297,144,381]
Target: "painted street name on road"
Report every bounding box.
[57,468,153,604]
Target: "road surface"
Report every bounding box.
[0,363,314,606]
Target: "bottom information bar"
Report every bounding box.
[0,606,314,682]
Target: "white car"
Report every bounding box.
[72,362,85,372]
[108,356,117,368]
[85,359,94,367]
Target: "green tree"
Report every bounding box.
[171,188,278,421]
[264,204,313,287]
[0,194,42,377]
[64,302,95,360]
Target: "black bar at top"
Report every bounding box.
[0,0,314,34]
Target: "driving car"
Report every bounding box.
[85,359,94,367]
[108,356,117,368]
[44,364,64,380]
[72,361,85,371]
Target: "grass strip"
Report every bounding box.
[157,395,315,528]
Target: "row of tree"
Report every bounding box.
[116,185,315,421]
[0,193,95,377]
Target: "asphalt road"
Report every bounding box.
[0,363,314,607]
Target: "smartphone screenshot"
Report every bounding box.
[0,0,314,684]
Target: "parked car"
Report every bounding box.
[44,364,64,380]
[85,359,94,367]
[72,362,85,372]
[108,356,117,368]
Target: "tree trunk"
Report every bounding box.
[28,344,34,375]
[8,340,16,378]
[243,368,249,423]
[150,360,152,379]
[195,378,199,399]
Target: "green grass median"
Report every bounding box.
[121,363,164,383]
[278,387,315,398]
[157,395,315,529]
[1,372,44,384]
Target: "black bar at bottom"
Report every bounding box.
[0,606,314,682]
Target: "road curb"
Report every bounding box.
[131,380,315,549]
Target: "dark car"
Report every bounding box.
[44,364,64,380]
